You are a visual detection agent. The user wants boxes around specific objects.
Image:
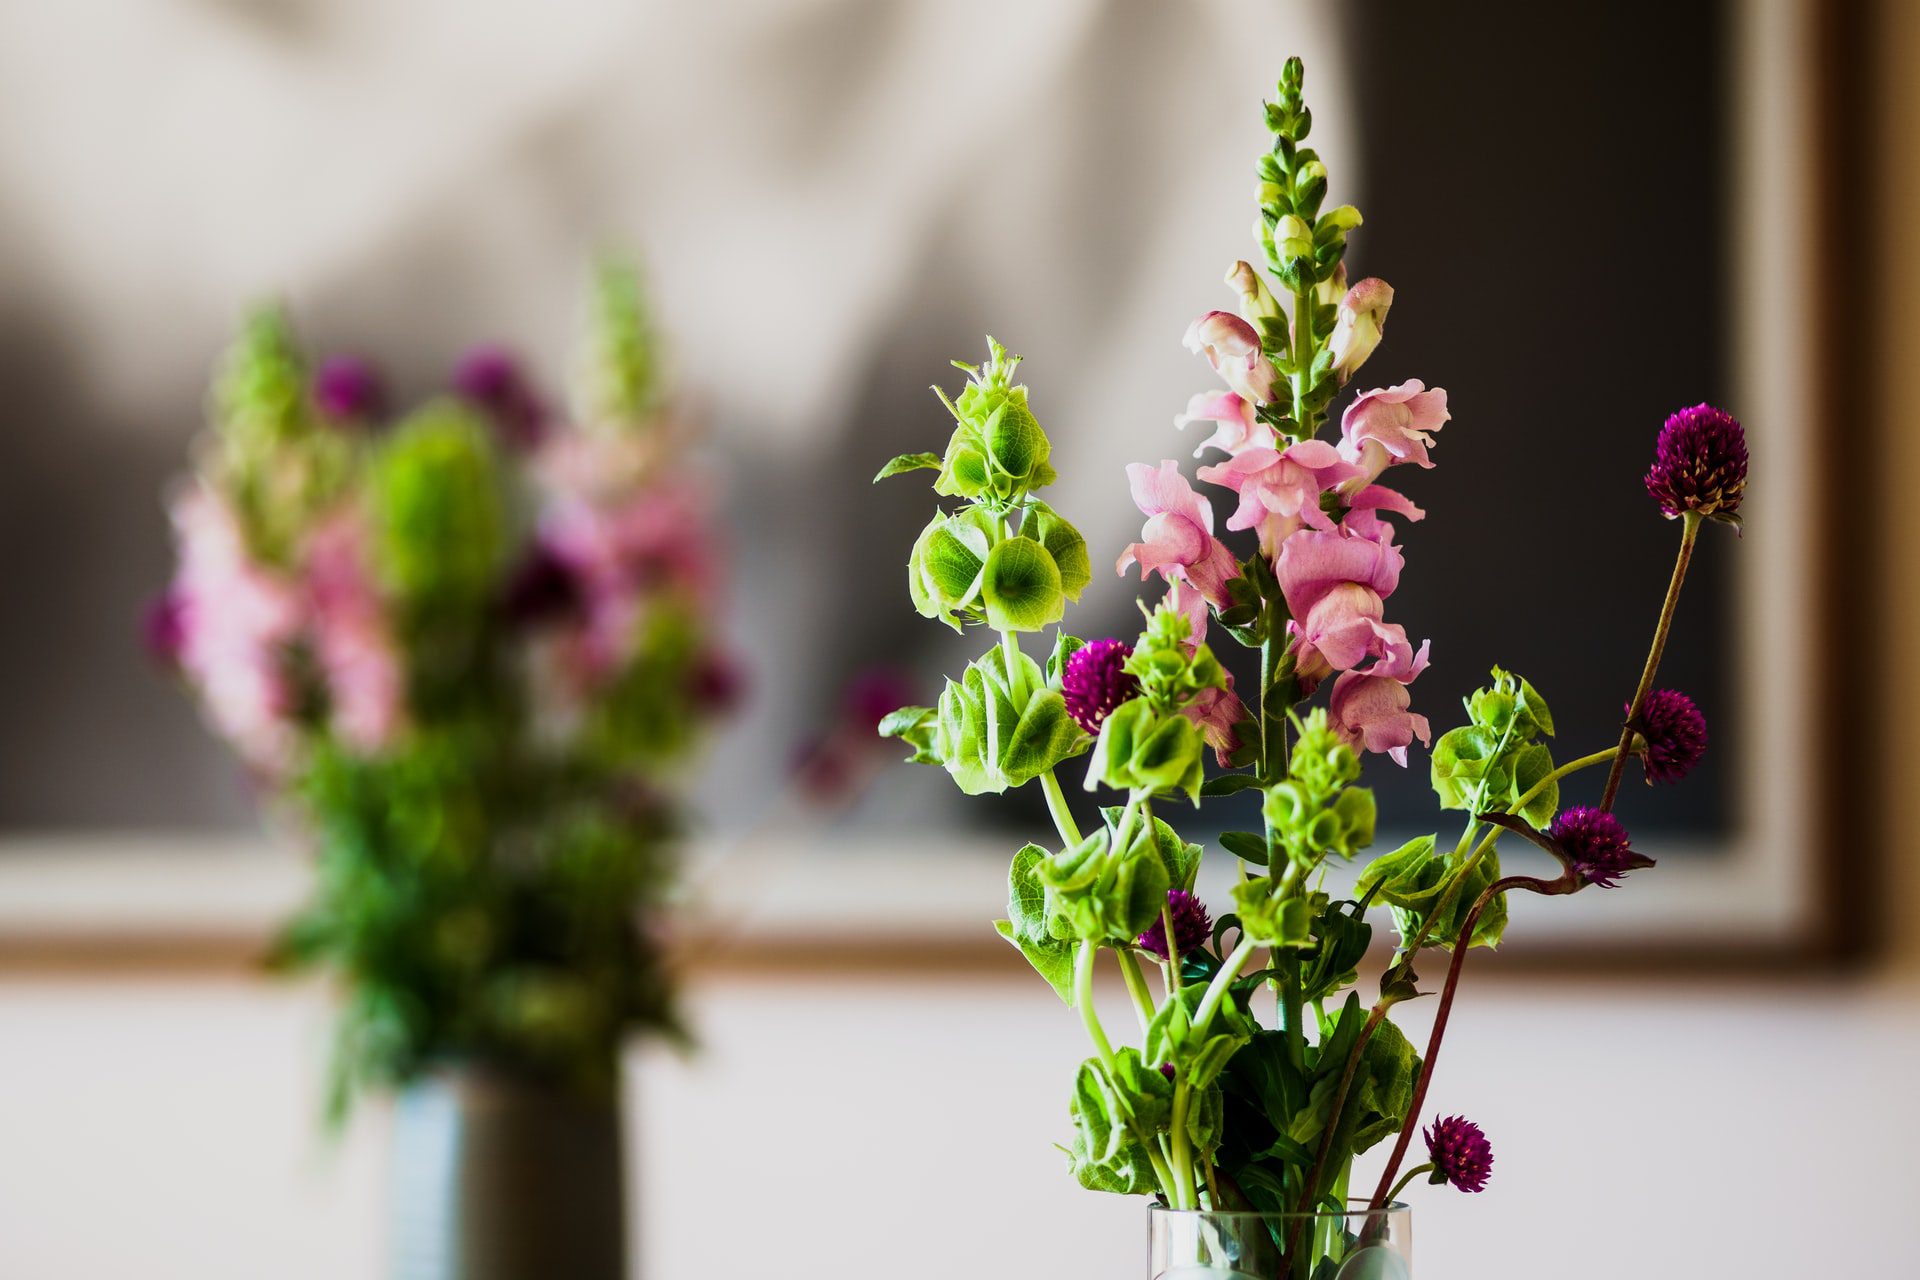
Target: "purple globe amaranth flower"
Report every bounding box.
[453,344,547,449]
[1547,806,1655,888]
[844,667,916,733]
[501,541,585,625]
[1062,638,1140,734]
[1644,404,1747,525]
[312,354,386,424]
[1136,889,1211,961]
[140,588,187,669]
[1424,1115,1493,1193]
[1631,688,1708,785]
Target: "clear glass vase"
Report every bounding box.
[1149,1202,1411,1280]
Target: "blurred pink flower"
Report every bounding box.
[1328,278,1393,382]
[1197,440,1364,556]
[1339,380,1449,486]
[1183,311,1279,405]
[305,508,406,752]
[1328,639,1432,766]
[1181,682,1248,768]
[1174,391,1276,458]
[1116,461,1241,621]
[167,486,303,771]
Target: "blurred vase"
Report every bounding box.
[1150,1203,1411,1280]
[389,1062,627,1280]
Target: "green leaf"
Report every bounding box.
[995,844,1075,1001]
[1219,830,1271,867]
[1429,725,1504,812]
[872,451,942,482]
[1510,742,1559,827]
[876,704,939,765]
[981,536,1065,632]
[1201,773,1264,798]
[1066,1049,1173,1195]
[1354,835,1438,911]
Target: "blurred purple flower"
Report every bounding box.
[453,344,547,449]
[843,667,915,732]
[141,589,187,669]
[312,355,386,424]
[502,541,586,627]
[1424,1115,1493,1193]
[1632,688,1708,785]
[690,650,746,714]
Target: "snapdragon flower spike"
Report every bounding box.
[1546,806,1654,888]
[1062,639,1139,734]
[1644,404,1747,524]
[1631,688,1708,785]
[1423,1116,1493,1193]
[1136,889,1211,961]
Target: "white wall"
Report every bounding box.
[1,974,1915,1280]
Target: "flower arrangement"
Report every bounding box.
[876,59,1740,1270]
[150,263,732,1112]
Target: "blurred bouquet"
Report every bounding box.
[151,263,733,1111]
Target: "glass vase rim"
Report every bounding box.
[1148,1198,1409,1221]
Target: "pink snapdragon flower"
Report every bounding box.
[305,508,406,752]
[1275,527,1403,621]
[166,486,303,771]
[1174,390,1276,458]
[1328,278,1393,382]
[1181,682,1248,768]
[1183,311,1279,405]
[1197,440,1364,556]
[1340,484,1425,545]
[1339,380,1449,486]
[1289,583,1418,689]
[1328,638,1432,766]
[1116,462,1241,633]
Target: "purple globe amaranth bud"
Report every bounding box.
[1645,404,1747,525]
[312,355,386,424]
[1631,688,1708,785]
[1424,1115,1494,1193]
[1136,889,1212,961]
[453,343,547,449]
[1547,806,1655,888]
[1062,639,1140,734]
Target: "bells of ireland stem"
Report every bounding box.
[933,338,1058,501]
[897,643,1086,796]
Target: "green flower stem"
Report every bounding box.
[1118,948,1157,1032]
[1383,1163,1433,1206]
[1073,941,1116,1069]
[1402,745,1616,958]
[1169,1083,1197,1210]
[1601,511,1702,811]
[1368,871,1578,1211]
[1288,1001,1387,1260]
[1191,936,1259,1038]
[1112,788,1147,856]
[1040,769,1083,847]
[999,629,1027,705]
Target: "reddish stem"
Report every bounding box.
[1600,514,1700,811]
[1366,873,1575,1211]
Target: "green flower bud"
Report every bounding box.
[369,402,506,611]
[933,338,1057,500]
[1231,878,1319,949]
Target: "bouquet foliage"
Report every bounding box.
[152,264,731,1111]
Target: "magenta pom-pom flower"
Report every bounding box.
[1547,806,1654,888]
[453,344,547,449]
[1424,1115,1493,1193]
[1136,889,1212,961]
[1631,688,1708,785]
[1062,639,1140,734]
[312,355,386,424]
[1644,404,1747,523]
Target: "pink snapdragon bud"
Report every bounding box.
[1339,380,1449,487]
[1180,682,1248,767]
[1116,461,1242,613]
[1173,390,1277,458]
[1328,278,1393,382]
[1327,638,1431,766]
[1197,439,1364,556]
[1183,310,1279,405]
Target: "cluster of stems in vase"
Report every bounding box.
[875,56,1748,1260]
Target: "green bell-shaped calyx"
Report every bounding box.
[1089,699,1207,803]
[931,338,1057,500]
[1034,823,1171,945]
[922,644,1086,794]
[1263,709,1376,871]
